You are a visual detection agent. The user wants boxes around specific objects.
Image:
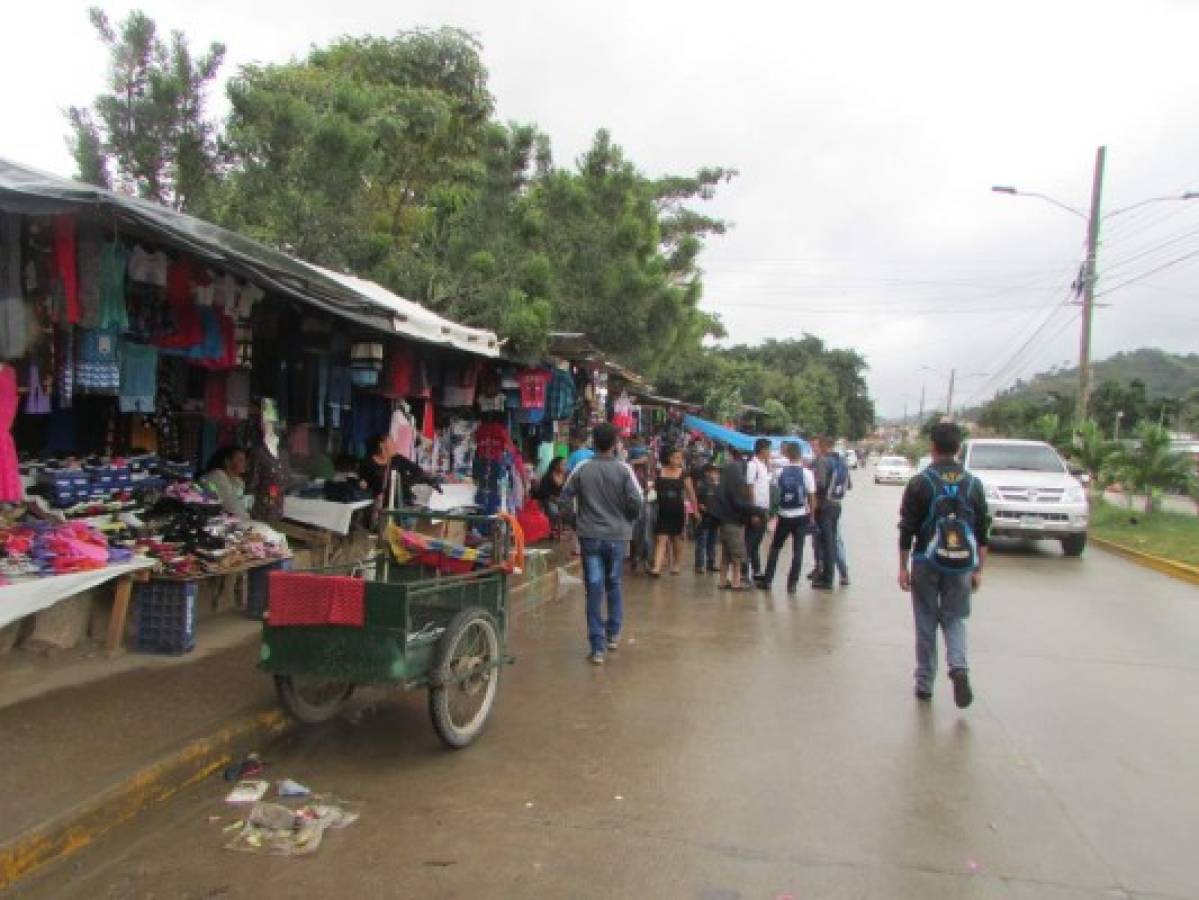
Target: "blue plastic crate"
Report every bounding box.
[245,559,293,620]
[133,581,197,655]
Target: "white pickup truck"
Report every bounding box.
[961,438,1089,557]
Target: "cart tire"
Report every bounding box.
[429,609,502,749]
[274,675,355,724]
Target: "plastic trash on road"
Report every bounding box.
[223,796,361,856]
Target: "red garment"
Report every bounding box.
[475,422,512,463]
[52,215,80,324]
[422,400,436,442]
[518,368,550,409]
[517,499,552,544]
[384,351,414,398]
[0,365,22,502]
[268,572,365,627]
[612,411,635,438]
[158,259,204,349]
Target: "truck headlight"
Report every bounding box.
[985,485,1001,501]
[1065,484,1085,503]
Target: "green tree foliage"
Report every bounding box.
[1070,419,1114,493]
[1105,422,1194,513]
[66,7,225,213]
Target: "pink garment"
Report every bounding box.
[0,364,22,502]
[389,408,416,459]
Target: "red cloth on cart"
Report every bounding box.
[268,572,366,627]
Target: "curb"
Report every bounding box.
[0,708,292,891]
[1090,535,1199,587]
[0,558,580,890]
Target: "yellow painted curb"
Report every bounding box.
[0,708,292,891]
[1090,535,1199,587]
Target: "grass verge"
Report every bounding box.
[1091,501,1199,568]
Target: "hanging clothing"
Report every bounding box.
[249,443,289,523]
[421,400,436,442]
[226,370,251,419]
[0,212,29,361]
[204,371,227,420]
[389,407,416,459]
[546,368,577,421]
[128,246,170,286]
[75,327,121,395]
[518,368,550,409]
[328,366,351,429]
[24,362,50,415]
[77,229,104,328]
[118,341,158,413]
[0,365,23,502]
[50,215,80,325]
[158,258,204,350]
[98,241,129,331]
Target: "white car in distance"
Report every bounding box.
[875,455,914,485]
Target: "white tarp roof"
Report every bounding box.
[306,264,501,359]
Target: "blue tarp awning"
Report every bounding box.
[683,415,811,457]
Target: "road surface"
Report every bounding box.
[17,476,1199,899]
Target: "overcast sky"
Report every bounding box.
[5,0,1199,417]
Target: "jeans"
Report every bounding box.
[745,510,768,577]
[581,538,627,654]
[910,562,972,691]
[694,520,719,570]
[815,503,842,584]
[762,515,810,588]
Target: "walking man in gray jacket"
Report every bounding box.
[560,423,645,665]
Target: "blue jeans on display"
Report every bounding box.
[694,520,719,570]
[581,538,627,654]
[910,562,972,692]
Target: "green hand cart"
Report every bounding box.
[259,510,516,749]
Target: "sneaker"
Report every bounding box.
[811,581,833,591]
[606,637,619,651]
[949,668,973,708]
[588,651,605,666]
[786,583,798,595]
[915,688,933,702]
[840,576,850,587]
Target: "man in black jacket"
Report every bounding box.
[709,450,754,591]
[897,422,990,708]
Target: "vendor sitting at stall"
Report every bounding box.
[204,446,252,522]
[358,434,438,508]
[533,456,568,538]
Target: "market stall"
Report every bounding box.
[0,157,525,657]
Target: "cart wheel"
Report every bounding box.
[429,609,502,749]
[274,675,355,724]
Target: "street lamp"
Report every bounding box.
[1114,410,1125,442]
[992,150,1199,422]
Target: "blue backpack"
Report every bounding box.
[917,469,980,573]
[777,465,808,512]
[827,454,850,501]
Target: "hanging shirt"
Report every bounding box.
[118,341,158,413]
[518,368,550,409]
[389,407,416,459]
[128,246,169,286]
[98,241,130,330]
[475,421,513,463]
[546,368,577,420]
[51,215,80,325]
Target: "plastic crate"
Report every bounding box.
[245,558,293,620]
[133,581,198,655]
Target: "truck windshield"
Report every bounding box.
[968,444,1064,473]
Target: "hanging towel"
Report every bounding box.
[118,341,158,413]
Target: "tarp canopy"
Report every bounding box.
[683,415,812,457]
[0,158,500,357]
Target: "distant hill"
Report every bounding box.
[997,349,1199,402]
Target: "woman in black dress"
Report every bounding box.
[650,447,699,576]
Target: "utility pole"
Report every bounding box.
[945,369,956,420]
[1078,145,1107,423]
[918,384,925,423]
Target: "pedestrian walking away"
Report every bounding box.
[559,422,645,665]
[897,421,990,707]
[811,436,850,589]
[650,446,699,576]
[709,449,754,591]
[744,438,773,581]
[756,441,816,593]
[693,464,721,573]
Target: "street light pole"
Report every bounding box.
[1078,146,1107,423]
[945,369,956,420]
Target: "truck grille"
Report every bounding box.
[994,510,1069,522]
[998,487,1064,503]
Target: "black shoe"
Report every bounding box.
[949,669,973,708]
[786,583,798,596]
[840,576,850,587]
[811,581,833,591]
[707,567,719,574]
[694,567,704,574]
[915,688,933,702]
[754,578,770,590]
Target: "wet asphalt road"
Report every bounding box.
[17,473,1199,900]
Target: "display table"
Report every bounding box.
[282,497,373,536]
[414,481,478,512]
[0,559,156,654]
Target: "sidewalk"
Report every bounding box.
[0,541,573,887]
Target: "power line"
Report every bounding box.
[1096,246,1199,298]
[961,292,1076,407]
[1101,223,1199,275]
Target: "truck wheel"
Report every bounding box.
[429,609,501,749]
[1061,534,1087,557]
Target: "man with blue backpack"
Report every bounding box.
[898,421,990,708]
[811,437,851,590]
[756,442,816,593]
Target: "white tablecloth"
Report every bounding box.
[0,559,156,630]
[413,481,478,512]
[282,498,374,535]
